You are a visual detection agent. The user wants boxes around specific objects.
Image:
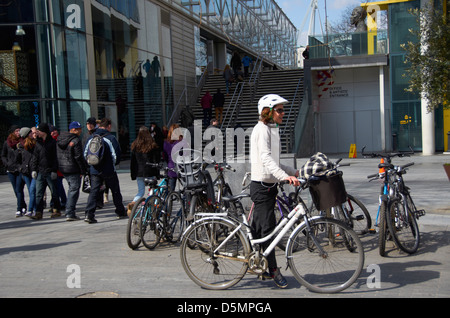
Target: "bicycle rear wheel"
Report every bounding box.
[140,195,164,250]
[180,217,249,290]
[126,197,145,250]
[342,194,372,235]
[287,217,364,293]
[165,191,186,243]
[387,197,420,254]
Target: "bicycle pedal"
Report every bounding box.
[415,210,426,218]
[368,228,377,234]
[354,215,365,221]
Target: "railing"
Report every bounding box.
[220,55,263,130]
[309,29,388,58]
[168,62,211,126]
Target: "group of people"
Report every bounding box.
[2,89,301,289]
[1,117,127,223]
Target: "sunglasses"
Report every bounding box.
[273,108,285,114]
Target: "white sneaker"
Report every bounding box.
[24,211,34,218]
[15,211,22,217]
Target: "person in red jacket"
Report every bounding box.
[201,91,213,127]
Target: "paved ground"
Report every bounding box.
[0,153,449,301]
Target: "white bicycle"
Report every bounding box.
[179,182,365,294]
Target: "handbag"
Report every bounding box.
[82,174,91,193]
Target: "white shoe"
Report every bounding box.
[15,211,22,217]
[24,211,34,218]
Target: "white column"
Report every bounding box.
[422,97,435,155]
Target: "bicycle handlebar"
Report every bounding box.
[361,146,414,160]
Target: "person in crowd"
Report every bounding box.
[56,121,87,221]
[50,125,67,211]
[31,123,61,220]
[163,124,183,192]
[201,91,213,127]
[212,88,225,124]
[223,64,233,95]
[84,118,126,223]
[128,126,160,215]
[230,51,242,81]
[17,127,37,218]
[242,55,252,78]
[1,125,26,217]
[250,94,299,288]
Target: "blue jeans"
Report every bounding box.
[64,174,82,217]
[8,172,26,212]
[21,174,36,212]
[132,177,146,202]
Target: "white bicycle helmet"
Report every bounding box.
[258,94,288,114]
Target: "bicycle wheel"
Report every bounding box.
[180,217,249,290]
[378,201,387,257]
[140,195,164,250]
[387,197,420,254]
[342,194,372,235]
[287,217,364,293]
[165,191,186,243]
[126,197,145,250]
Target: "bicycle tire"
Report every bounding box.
[343,194,372,235]
[378,201,387,257]
[387,197,420,254]
[140,195,164,250]
[126,197,145,250]
[287,217,364,293]
[180,217,250,290]
[165,191,186,243]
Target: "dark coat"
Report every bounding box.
[1,137,21,173]
[130,148,160,180]
[57,131,87,175]
[31,136,58,174]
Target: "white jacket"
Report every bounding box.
[250,121,297,183]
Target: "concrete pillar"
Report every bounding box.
[422,96,435,155]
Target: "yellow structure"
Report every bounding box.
[361,0,415,55]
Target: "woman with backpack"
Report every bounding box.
[127,126,160,215]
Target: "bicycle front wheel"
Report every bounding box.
[387,197,420,254]
[140,195,164,250]
[342,194,372,235]
[126,197,145,250]
[287,217,364,293]
[165,191,186,243]
[180,217,249,290]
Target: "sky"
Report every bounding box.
[276,0,363,46]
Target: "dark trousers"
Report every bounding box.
[85,172,125,219]
[35,172,61,212]
[250,181,278,269]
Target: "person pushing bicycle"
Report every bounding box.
[250,94,300,288]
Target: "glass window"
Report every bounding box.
[0,0,35,23]
[0,25,39,99]
[389,0,420,54]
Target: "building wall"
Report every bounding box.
[312,66,391,153]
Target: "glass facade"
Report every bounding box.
[0,0,175,156]
[389,0,443,151]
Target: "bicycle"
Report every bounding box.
[363,147,424,255]
[138,164,187,249]
[180,179,365,294]
[126,174,167,250]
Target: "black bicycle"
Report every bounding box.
[363,147,425,255]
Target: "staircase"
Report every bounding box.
[189,69,304,154]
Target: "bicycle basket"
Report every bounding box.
[175,148,204,189]
[308,171,347,210]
